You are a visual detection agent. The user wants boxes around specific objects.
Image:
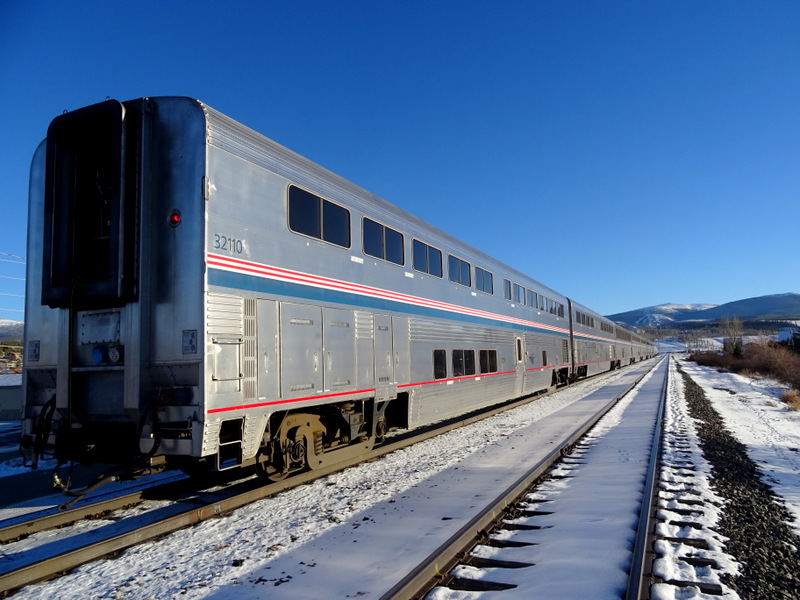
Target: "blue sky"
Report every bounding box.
[1,1,798,319]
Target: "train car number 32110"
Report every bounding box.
[213,234,245,254]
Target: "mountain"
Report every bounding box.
[607,304,718,328]
[607,293,800,328]
[0,320,24,341]
[693,293,800,322]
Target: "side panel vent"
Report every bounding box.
[208,293,244,395]
[243,298,256,400]
[207,293,244,335]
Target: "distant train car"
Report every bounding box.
[21,97,656,488]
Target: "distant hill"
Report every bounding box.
[607,293,800,328]
[0,320,24,341]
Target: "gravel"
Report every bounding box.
[677,361,800,599]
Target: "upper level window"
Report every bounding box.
[412,239,443,277]
[504,279,512,301]
[363,218,404,265]
[448,255,471,287]
[475,266,493,294]
[288,185,350,248]
[513,283,525,305]
[527,290,537,308]
[576,310,595,327]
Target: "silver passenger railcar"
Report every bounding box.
[21,97,656,487]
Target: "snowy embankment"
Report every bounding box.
[678,359,800,534]
[664,356,800,599]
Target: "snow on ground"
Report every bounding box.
[651,356,741,600]
[655,339,688,353]
[654,335,780,355]
[0,457,58,478]
[0,420,60,477]
[677,357,800,535]
[9,366,644,600]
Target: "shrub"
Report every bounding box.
[690,341,800,390]
[689,351,735,370]
[780,389,800,411]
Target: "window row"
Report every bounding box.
[616,329,632,342]
[433,348,498,380]
[503,279,565,317]
[575,311,595,328]
[287,185,560,314]
[575,310,617,336]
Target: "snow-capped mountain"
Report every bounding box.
[607,293,800,328]
[0,320,24,341]
[606,303,718,328]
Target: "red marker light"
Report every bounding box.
[169,210,182,227]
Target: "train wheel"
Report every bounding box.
[254,443,288,483]
[375,417,388,444]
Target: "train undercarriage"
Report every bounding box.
[253,399,392,482]
[165,395,409,484]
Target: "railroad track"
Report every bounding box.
[0,364,650,596]
[0,473,190,544]
[0,381,560,548]
[381,356,669,599]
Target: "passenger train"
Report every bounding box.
[21,97,656,490]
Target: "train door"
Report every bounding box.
[279,302,323,398]
[256,299,279,402]
[515,336,525,396]
[392,316,410,386]
[355,311,374,390]
[322,308,356,393]
[374,314,393,383]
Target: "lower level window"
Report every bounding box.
[453,349,476,377]
[480,349,498,373]
[433,349,447,380]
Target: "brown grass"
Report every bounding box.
[690,341,800,391]
[781,389,800,411]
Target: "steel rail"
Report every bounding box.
[625,356,669,600]
[379,357,666,600]
[0,362,654,595]
[0,475,188,544]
